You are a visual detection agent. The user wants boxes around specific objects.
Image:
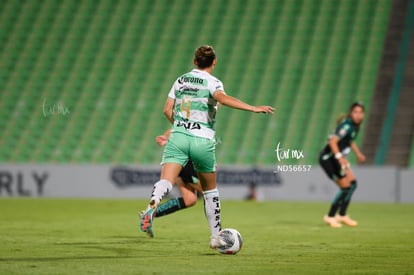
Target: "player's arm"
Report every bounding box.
[163,97,175,124]
[164,128,172,139]
[351,141,366,163]
[213,90,274,114]
[328,135,349,168]
[155,129,172,147]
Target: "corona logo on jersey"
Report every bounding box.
[178,76,206,85]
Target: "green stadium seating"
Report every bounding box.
[0,0,392,165]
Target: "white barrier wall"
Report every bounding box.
[0,164,154,198]
[0,164,412,202]
[223,166,398,202]
[400,169,414,203]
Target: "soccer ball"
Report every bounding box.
[217,228,243,255]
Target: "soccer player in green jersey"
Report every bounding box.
[139,45,274,249]
[319,102,366,228]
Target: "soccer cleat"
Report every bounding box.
[139,200,158,238]
[209,235,226,249]
[138,210,145,218]
[323,215,342,228]
[336,215,358,227]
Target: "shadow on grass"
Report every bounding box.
[53,235,145,246]
[53,235,193,256]
[0,255,135,262]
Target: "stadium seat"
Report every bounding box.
[0,0,392,165]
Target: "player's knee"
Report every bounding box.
[184,195,197,207]
[336,178,350,188]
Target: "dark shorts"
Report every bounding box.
[179,160,198,184]
[319,154,346,181]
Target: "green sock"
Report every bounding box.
[339,181,357,216]
[328,188,350,217]
[155,197,186,218]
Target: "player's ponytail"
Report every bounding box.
[336,113,347,125]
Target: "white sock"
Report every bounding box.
[203,188,221,237]
[150,179,173,205]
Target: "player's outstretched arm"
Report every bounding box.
[213,90,274,114]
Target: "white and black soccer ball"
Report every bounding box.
[217,228,243,255]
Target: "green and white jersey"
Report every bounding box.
[168,69,224,140]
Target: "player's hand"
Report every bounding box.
[155,135,168,147]
[338,157,350,170]
[252,106,275,114]
[356,152,366,163]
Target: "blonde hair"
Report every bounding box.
[336,113,347,125]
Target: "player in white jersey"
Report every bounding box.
[139,45,274,249]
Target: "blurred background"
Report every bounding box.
[0,0,413,201]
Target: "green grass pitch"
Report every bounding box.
[0,198,413,274]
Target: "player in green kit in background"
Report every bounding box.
[139,45,275,249]
[319,102,366,228]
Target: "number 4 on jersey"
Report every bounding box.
[180,95,192,119]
